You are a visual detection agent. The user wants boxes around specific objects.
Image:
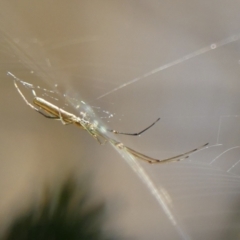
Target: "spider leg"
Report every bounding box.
[108,117,160,136]
[14,81,40,112]
[37,111,59,119]
[84,125,108,145]
[94,134,108,145]
[110,139,208,164]
[14,81,66,121]
[56,107,74,125]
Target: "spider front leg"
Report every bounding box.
[110,138,208,164]
[108,118,160,136]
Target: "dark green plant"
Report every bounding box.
[4,176,118,240]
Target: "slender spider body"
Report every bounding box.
[10,73,208,164]
[33,97,84,127]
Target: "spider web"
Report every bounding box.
[1,1,240,240]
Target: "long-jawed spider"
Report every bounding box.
[9,72,208,164]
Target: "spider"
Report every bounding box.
[10,73,208,164]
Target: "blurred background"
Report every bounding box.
[1,0,240,239]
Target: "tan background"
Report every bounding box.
[1,1,240,239]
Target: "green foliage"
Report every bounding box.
[4,177,117,240]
